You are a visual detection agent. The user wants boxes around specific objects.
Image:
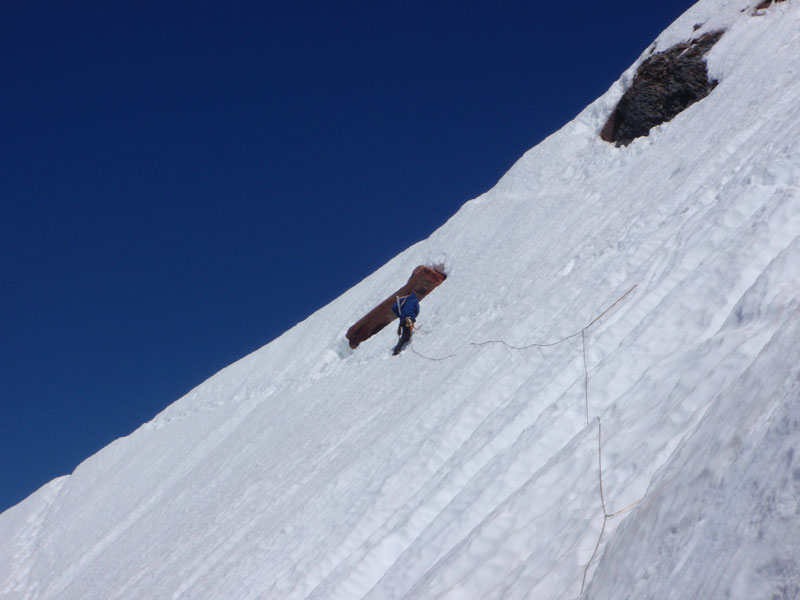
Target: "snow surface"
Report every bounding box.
[2,0,800,598]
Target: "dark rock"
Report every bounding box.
[754,0,787,11]
[600,31,724,147]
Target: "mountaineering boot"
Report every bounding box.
[392,317,414,355]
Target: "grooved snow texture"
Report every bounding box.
[4,3,800,599]
[601,31,724,147]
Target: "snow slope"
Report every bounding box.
[2,0,799,598]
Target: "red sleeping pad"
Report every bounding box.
[346,266,447,349]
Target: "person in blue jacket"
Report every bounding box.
[391,292,420,355]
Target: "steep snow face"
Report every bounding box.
[2,1,799,598]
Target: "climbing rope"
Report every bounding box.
[412,283,638,430]
[410,347,459,361]
[407,283,643,595]
[406,283,642,594]
[470,330,583,351]
[410,284,637,360]
[580,416,643,595]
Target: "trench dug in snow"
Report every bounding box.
[600,31,724,147]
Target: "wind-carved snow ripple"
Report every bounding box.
[299,332,604,599]
[301,115,800,599]
[0,477,67,599]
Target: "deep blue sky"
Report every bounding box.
[0,1,694,513]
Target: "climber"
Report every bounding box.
[391,292,420,355]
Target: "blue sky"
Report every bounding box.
[0,1,694,513]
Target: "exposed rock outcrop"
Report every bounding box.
[601,31,724,147]
[754,0,787,10]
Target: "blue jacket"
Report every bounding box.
[392,292,420,322]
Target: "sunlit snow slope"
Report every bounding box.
[2,1,799,598]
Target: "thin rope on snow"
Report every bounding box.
[403,283,643,595]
